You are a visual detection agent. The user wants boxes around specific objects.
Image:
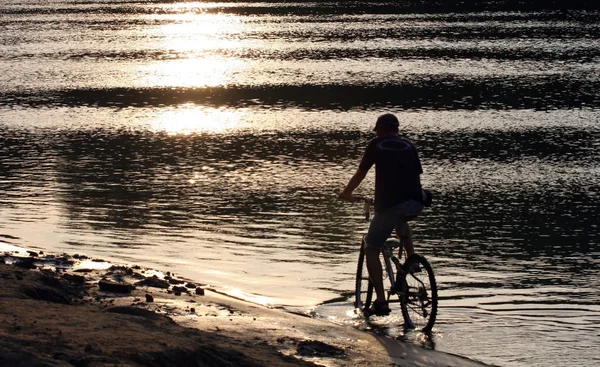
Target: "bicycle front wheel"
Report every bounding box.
[354,243,373,315]
[400,254,438,332]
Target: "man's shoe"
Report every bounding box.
[367,300,391,316]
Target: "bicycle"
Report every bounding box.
[353,196,438,332]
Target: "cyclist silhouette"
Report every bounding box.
[339,113,424,316]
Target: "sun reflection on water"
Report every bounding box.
[146,105,247,134]
[136,7,254,134]
[140,11,249,88]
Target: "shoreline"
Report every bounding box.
[0,243,490,366]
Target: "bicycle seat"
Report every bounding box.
[384,238,402,249]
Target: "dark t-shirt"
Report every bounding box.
[358,134,423,212]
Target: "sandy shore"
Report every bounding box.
[0,246,489,367]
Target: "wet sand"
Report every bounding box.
[0,246,489,366]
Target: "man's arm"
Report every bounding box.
[339,138,375,201]
[338,168,368,201]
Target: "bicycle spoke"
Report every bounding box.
[400,254,438,332]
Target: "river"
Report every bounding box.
[1,1,599,366]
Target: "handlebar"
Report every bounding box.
[339,189,432,222]
[337,193,373,221]
[351,195,374,221]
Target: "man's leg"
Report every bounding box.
[397,222,415,257]
[364,207,402,310]
[394,200,423,258]
[365,247,386,303]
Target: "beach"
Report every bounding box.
[0,247,488,367]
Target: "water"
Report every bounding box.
[1,1,599,366]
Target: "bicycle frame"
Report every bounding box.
[353,195,438,331]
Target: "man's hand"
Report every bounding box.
[338,191,367,203]
[337,190,355,202]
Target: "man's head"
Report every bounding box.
[373,113,399,135]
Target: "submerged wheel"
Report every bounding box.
[400,254,438,332]
[354,243,373,315]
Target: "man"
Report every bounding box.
[339,113,424,316]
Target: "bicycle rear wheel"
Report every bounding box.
[354,243,373,315]
[400,254,438,332]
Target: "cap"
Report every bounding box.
[373,113,399,132]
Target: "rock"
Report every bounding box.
[185,282,196,289]
[134,276,169,289]
[195,287,205,296]
[167,277,184,285]
[296,340,345,358]
[108,266,132,275]
[56,256,73,264]
[145,294,154,302]
[98,279,133,294]
[131,272,145,280]
[73,268,93,273]
[62,273,85,284]
[14,258,37,269]
[27,251,39,257]
[172,286,188,294]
